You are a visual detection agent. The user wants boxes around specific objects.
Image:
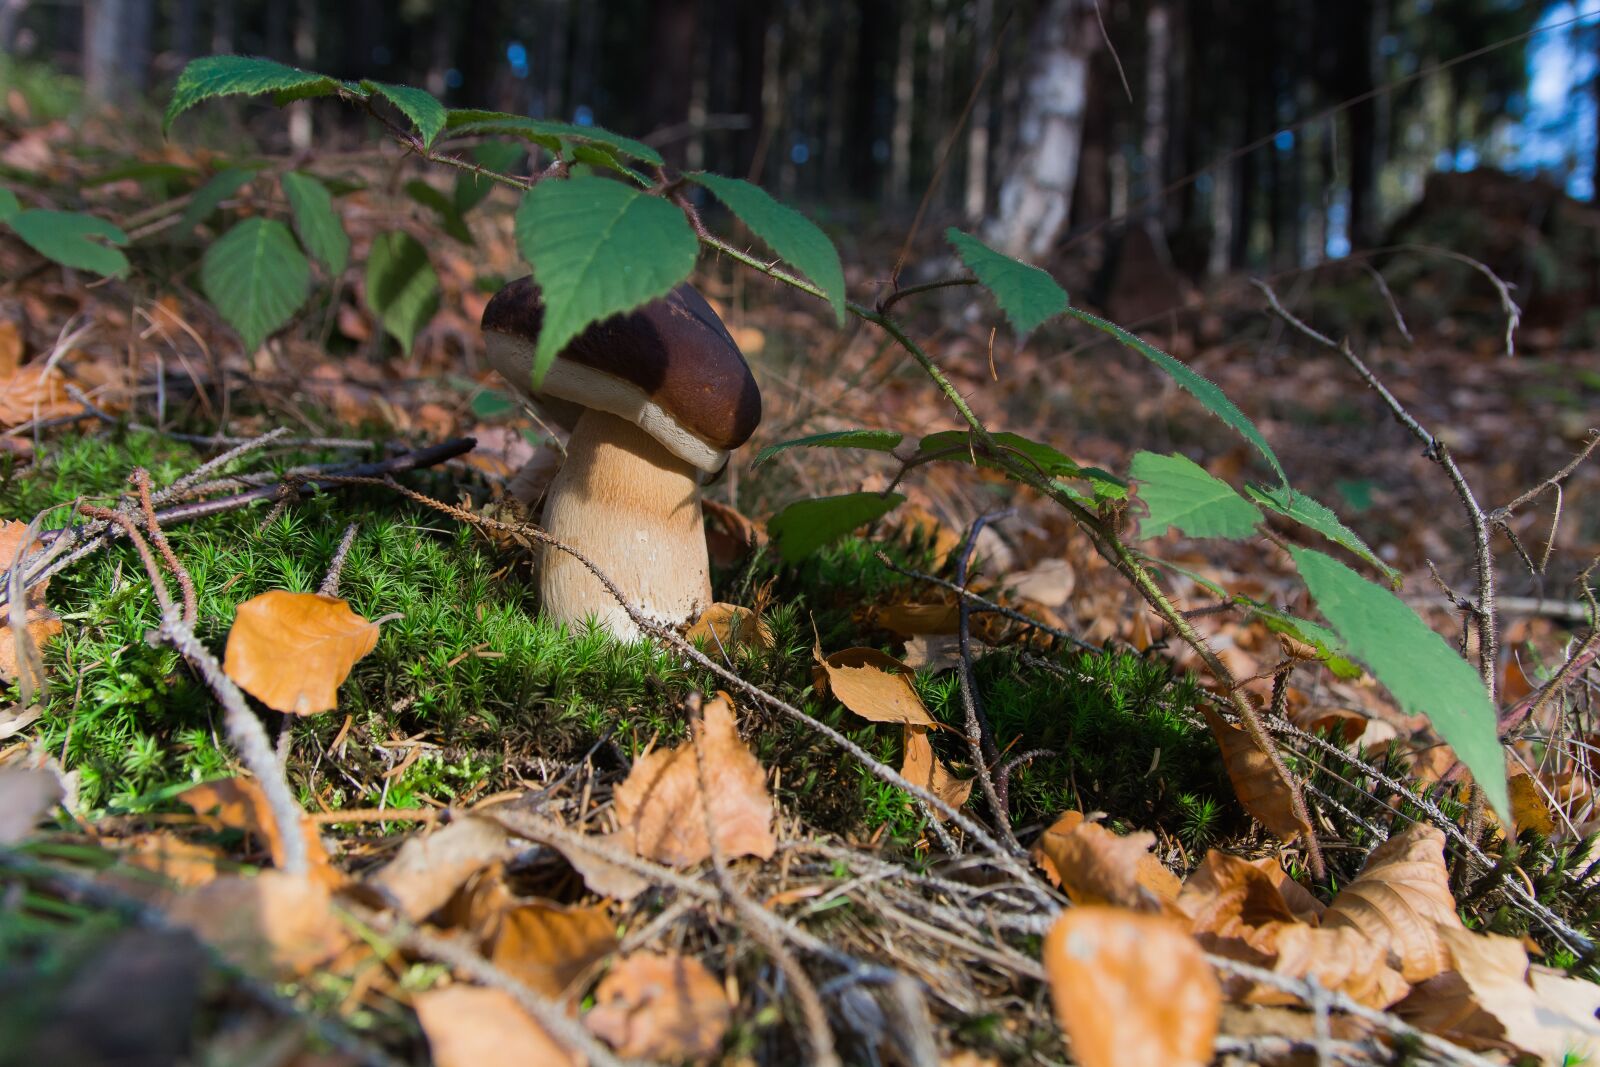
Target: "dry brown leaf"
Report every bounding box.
[0,363,83,427]
[179,777,337,883]
[585,952,730,1062]
[1199,704,1312,844]
[814,645,937,726]
[0,320,22,376]
[702,498,764,568]
[1323,824,1461,983]
[900,726,974,817]
[900,633,976,672]
[1043,906,1220,1067]
[116,832,224,889]
[1262,922,1410,1009]
[167,871,350,977]
[413,987,579,1067]
[490,900,616,1000]
[0,519,63,684]
[1178,850,1300,938]
[870,594,960,637]
[1004,558,1075,607]
[369,815,511,921]
[222,591,380,715]
[1506,772,1555,838]
[612,694,776,868]
[547,829,651,902]
[1032,811,1181,912]
[0,765,62,843]
[686,603,773,654]
[898,503,964,562]
[1248,857,1326,925]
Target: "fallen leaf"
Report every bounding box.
[0,702,42,740]
[0,363,83,427]
[612,694,776,868]
[222,590,380,715]
[369,814,511,921]
[870,594,960,637]
[547,829,652,902]
[1042,906,1220,1067]
[702,498,764,568]
[414,986,579,1067]
[1262,922,1410,1009]
[490,900,617,1000]
[179,777,337,883]
[1247,856,1326,925]
[1004,558,1075,607]
[815,645,937,727]
[585,952,730,1062]
[1200,703,1312,844]
[167,870,350,977]
[1323,824,1461,983]
[1178,850,1300,938]
[0,320,21,376]
[900,726,974,816]
[1506,772,1555,838]
[900,634,974,672]
[116,832,224,889]
[0,519,63,685]
[687,603,773,654]
[1032,811,1181,912]
[0,765,62,843]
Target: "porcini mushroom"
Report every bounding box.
[481,276,760,640]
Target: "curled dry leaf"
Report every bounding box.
[1323,823,1462,983]
[369,814,511,921]
[867,593,960,637]
[547,829,651,902]
[179,776,337,885]
[167,870,350,977]
[702,498,764,568]
[0,765,62,844]
[222,590,380,715]
[814,645,937,727]
[1043,906,1220,1067]
[1199,704,1313,844]
[1504,772,1555,838]
[901,633,977,673]
[0,362,83,428]
[490,900,617,1000]
[0,519,63,684]
[1032,810,1181,912]
[900,725,974,817]
[585,952,730,1062]
[414,986,580,1067]
[612,693,776,868]
[686,602,773,654]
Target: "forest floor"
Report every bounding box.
[4,85,1600,1067]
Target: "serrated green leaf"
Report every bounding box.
[1065,307,1288,487]
[917,428,1127,500]
[403,180,473,244]
[1236,598,1363,680]
[0,188,19,223]
[753,430,903,469]
[8,210,130,277]
[768,492,905,563]
[362,81,446,149]
[445,110,663,166]
[514,177,698,384]
[691,173,846,324]
[200,218,309,349]
[1247,485,1399,586]
[364,231,439,355]
[946,228,1068,334]
[1130,451,1262,540]
[454,142,525,215]
[279,172,348,275]
[177,167,258,234]
[165,55,339,133]
[1290,546,1506,821]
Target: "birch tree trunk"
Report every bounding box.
[83,0,152,104]
[985,0,1098,261]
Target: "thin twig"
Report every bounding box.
[952,510,1017,844]
[318,523,361,597]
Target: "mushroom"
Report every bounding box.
[480,276,760,640]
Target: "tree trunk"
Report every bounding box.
[963,0,994,221]
[984,0,1098,261]
[645,0,700,168]
[83,0,152,104]
[1344,0,1379,250]
[888,6,917,209]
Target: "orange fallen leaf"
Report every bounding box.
[1004,558,1075,607]
[585,952,730,1062]
[0,519,62,686]
[702,498,764,569]
[0,320,22,376]
[900,726,973,817]
[1031,810,1180,912]
[1043,906,1220,1067]
[612,693,776,868]
[167,870,350,977]
[490,900,616,1000]
[179,777,338,884]
[0,363,83,428]
[1200,704,1312,844]
[414,986,579,1067]
[116,832,224,889]
[222,590,380,715]
[1505,772,1555,838]
[546,829,652,902]
[687,602,773,654]
[369,814,511,921]
[1323,824,1462,983]
[869,594,960,637]
[814,645,937,727]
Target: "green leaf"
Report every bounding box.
[753,429,903,469]
[445,110,664,166]
[1289,546,1506,821]
[470,390,520,419]
[1129,451,1262,540]
[200,218,309,348]
[362,81,446,149]
[1236,598,1363,680]
[917,429,1127,500]
[454,142,525,215]
[1247,485,1400,586]
[514,177,698,384]
[946,228,1069,334]
[768,492,905,563]
[1065,307,1288,487]
[7,210,130,277]
[0,188,19,223]
[279,172,349,275]
[165,55,339,133]
[176,167,258,234]
[404,180,473,244]
[83,161,197,188]
[364,231,439,354]
[691,173,846,324]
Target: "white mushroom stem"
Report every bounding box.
[539,408,712,640]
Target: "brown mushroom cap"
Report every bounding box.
[481,276,761,472]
